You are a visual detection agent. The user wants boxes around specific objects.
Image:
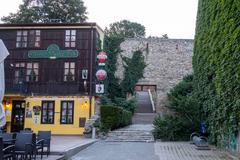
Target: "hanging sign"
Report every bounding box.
[97,51,107,66]
[96,84,104,94]
[96,69,107,81]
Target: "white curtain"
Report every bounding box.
[0,39,9,127]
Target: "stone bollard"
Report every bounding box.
[92,127,96,139]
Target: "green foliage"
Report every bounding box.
[104,35,125,99]
[100,105,132,131]
[121,50,146,96]
[153,115,195,141]
[104,20,146,100]
[1,0,87,23]
[153,75,200,141]
[113,97,137,114]
[105,20,145,38]
[100,96,137,114]
[193,0,240,147]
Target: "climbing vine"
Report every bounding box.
[193,0,240,148]
[121,50,146,96]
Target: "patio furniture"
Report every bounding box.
[15,133,35,160]
[37,131,51,157]
[1,133,16,146]
[20,130,33,133]
[33,134,44,160]
[0,137,15,160]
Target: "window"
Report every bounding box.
[16,30,41,48]
[65,30,76,47]
[14,63,25,84]
[16,31,28,48]
[41,101,55,124]
[26,62,39,82]
[60,101,74,124]
[64,62,75,81]
[29,30,41,47]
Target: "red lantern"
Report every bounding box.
[97,51,107,63]
[96,69,107,81]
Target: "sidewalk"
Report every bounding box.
[37,136,97,160]
[154,142,232,160]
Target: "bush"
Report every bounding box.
[100,105,132,131]
[153,74,200,141]
[153,115,197,141]
[113,97,137,114]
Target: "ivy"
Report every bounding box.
[121,50,146,96]
[193,0,240,147]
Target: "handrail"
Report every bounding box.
[148,89,156,112]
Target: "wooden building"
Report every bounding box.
[0,23,104,134]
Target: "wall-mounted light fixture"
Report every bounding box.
[82,69,88,79]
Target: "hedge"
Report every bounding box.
[100,105,132,130]
[193,0,240,148]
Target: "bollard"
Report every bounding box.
[92,127,96,139]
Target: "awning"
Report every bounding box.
[0,39,9,127]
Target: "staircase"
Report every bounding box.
[136,91,153,113]
[133,91,157,124]
[132,113,157,124]
[106,124,154,142]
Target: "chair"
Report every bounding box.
[37,131,51,157]
[0,137,15,160]
[20,130,33,133]
[32,134,44,160]
[15,133,35,160]
[1,133,16,146]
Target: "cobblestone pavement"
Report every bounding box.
[70,141,231,160]
[154,142,231,160]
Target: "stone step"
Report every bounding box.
[132,113,157,124]
[105,124,154,142]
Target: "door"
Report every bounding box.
[11,100,25,132]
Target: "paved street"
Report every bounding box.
[71,142,159,160]
[70,141,232,160]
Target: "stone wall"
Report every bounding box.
[116,38,193,112]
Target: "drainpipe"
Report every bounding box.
[89,24,94,118]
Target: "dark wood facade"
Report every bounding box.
[0,23,103,96]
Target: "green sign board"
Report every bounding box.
[28,44,79,59]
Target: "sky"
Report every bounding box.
[0,0,199,39]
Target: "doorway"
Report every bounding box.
[11,100,25,132]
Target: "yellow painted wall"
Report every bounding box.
[24,96,92,135]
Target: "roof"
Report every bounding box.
[0,22,104,35]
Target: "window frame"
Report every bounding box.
[63,62,75,82]
[28,30,41,48]
[16,30,41,48]
[41,101,55,124]
[16,30,28,48]
[60,101,74,124]
[65,30,76,48]
[14,62,26,84]
[26,62,39,82]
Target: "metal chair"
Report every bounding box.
[0,137,15,160]
[37,131,51,157]
[15,133,35,160]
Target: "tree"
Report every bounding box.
[162,34,169,39]
[104,20,146,100]
[105,20,146,38]
[121,50,146,96]
[1,0,87,23]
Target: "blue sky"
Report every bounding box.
[0,0,198,39]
